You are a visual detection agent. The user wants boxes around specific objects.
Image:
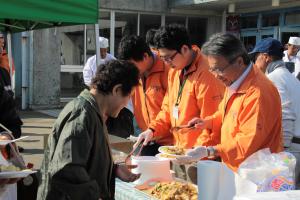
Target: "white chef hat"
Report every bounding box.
[99,37,109,48]
[288,37,300,46]
[0,32,4,37]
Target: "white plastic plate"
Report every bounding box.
[0,136,29,146]
[0,170,37,179]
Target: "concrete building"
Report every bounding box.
[11,0,300,109]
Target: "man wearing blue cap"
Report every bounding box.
[250,37,300,188]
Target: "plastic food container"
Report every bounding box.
[131,156,172,185]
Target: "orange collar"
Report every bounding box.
[148,55,165,75]
[235,64,261,94]
[183,45,204,76]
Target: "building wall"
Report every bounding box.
[30,28,60,109]
[100,0,168,12]
[12,33,22,99]
[207,16,223,38]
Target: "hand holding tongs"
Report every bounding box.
[170,124,195,132]
[124,139,144,166]
[170,120,204,132]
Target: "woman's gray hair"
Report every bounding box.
[202,33,250,65]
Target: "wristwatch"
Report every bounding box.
[207,146,216,158]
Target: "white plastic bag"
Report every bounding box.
[238,148,296,192]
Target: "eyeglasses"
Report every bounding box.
[160,51,178,62]
[209,62,233,75]
[208,57,239,75]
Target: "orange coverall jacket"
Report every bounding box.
[149,46,225,148]
[212,65,283,171]
[0,51,15,74]
[132,56,172,145]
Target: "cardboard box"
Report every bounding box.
[109,134,133,154]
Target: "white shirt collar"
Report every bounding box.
[283,50,299,62]
[228,63,252,94]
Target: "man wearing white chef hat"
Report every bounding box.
[283,36,300,79]
[83,36,116,86]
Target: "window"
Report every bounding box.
[140,14,161,38]
[60,31,85,98]
[166,16,186,26]
[99,11,111,46]
[188,17,207,47]
[241,36,256,52]
[240,16,258,29]
[262,13,279,27]
[115,12,138,57]
[285,11,300,25]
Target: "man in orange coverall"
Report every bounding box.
[118,35,172,155]
[0,32,15,75]
[134,24,225,150]
[181,33,283,171]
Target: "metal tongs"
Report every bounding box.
[170,121,204,132]
[124,139,144,166]
[170,124,195,132]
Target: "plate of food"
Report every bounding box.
[158,146,189,157]
[0,165,37,179]
[148,181,198,200]
[155,153,176,160]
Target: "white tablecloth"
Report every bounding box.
[234,190,300,200]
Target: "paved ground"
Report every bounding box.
[18,110,56,170]
[18,110,133,171]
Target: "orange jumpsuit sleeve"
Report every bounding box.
[210,110,222,139]
[149,88,172,140]
[195,73,224,146]
[215,89,282,168]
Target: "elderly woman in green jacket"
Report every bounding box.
[37,60,140,200]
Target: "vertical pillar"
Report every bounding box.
[161,14,166,26]
[137,13,140,36]
[110,10,115,56]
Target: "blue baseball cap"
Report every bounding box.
[249,38,284,57]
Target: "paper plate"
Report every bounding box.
[155,153,176,161]
[0,136,29,146]
[158,146,189,157]
[0,170,37,179]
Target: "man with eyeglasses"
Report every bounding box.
[134,24,225,151]
[283,37,300,79]
[179,33,283,172]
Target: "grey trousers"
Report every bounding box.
[286,143,300,189]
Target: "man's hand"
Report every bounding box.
[176,146,208,164]
[133,129,153,148]
[115,164,141,182]
[0,133,12,149]
[188,117,212,130]
[0,178,20,187]
[187,146,208,158]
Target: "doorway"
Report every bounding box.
[241,27,278,52]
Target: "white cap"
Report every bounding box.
[288,37,300,46]
[0,32,4,37]
[99,37,109,48]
